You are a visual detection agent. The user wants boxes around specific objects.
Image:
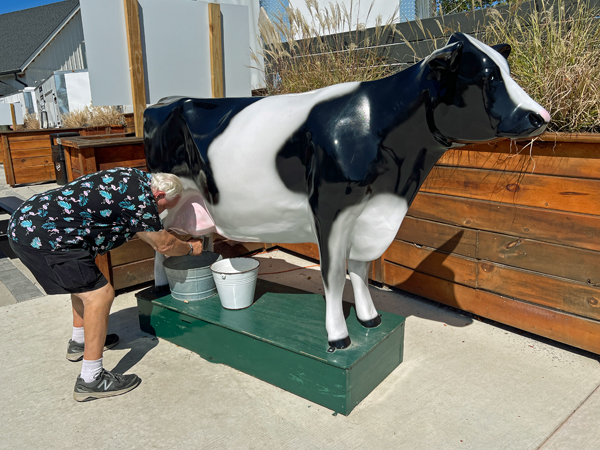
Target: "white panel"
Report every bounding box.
[0,103,24,126]
[208,0,264,90]
[65,72,92,111]
[80,0,253,105]
[80,0,132,106]
[14,103,24,125]
[139,0,212,102]
[221,3,251,97]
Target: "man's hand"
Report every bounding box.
[137,230,203,257]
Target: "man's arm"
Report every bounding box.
[136,230,203,256]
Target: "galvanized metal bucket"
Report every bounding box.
[210,258,260,310]
[163,252,223,301]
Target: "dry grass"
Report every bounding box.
[252,0,401,95]
[14,113,41,131]
[61,106,125,128]
[484,0,600,133]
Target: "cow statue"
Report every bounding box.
[144,33,550,351]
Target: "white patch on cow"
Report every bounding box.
[205,82,362,243]
[348,193,409,261]
[464,34,550,122]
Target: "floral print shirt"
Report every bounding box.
[8,167,163,256]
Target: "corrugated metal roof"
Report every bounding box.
[0,0,80,74]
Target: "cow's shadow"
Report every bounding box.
[377,231,473,328]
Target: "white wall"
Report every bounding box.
[22,12,87,88]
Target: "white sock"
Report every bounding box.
[81,358,103,383]
[72,326,85,344]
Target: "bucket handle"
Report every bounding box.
[221,274,227,280]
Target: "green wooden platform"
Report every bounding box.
[136,281,405,415]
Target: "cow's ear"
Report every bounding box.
[427,42,463,73]
[492,43,511,60]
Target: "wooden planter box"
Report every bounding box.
[0,126,125,186]
[279,133,600,355]
[60,134,145,182]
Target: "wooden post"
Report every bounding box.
[1,135,15,186]
[123,0,146,138]
[209,3,224,98]
[9,104,17,130]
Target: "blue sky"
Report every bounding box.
[0,0,64,15]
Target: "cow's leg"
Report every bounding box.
[347,259,381,328]
[313,210,353,350]
[320,249,351,350]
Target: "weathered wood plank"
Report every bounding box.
[8,140,51,150]
[10,149,52,160]
[98,160,147,172]
[408,192,600,252]
[209,3,224,98]
[384,262,600,354]
[277,243,320,261]
[112,258,155,290]
[478,231,600,285]
[94,145,146,164]
[12,165,55,184]
[396,216,477,258]
[11,155,52,167]
[421,166,600,216]
[109,238,155,266]
[438,148,600,179]
[1,135,15,186]
[123,0,146,138]
[477,261,600,321]
[385,239,478,287]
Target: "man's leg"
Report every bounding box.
[77,283,115,361]
[73,283,141,401]
[67,293,120,362]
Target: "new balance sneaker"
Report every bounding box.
[73,369,141,402]
[66,334,120,362]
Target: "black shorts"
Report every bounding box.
[9,240,109,295]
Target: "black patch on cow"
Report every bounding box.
[144,97,262,205]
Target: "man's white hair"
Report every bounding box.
[150,173,183,201]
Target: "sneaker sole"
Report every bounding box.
[73,378,141,402]
[66,340,120,363]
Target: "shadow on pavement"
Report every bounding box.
[108,305,159,374]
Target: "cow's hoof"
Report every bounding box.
[327,336,351,353]
[358,314,382,328]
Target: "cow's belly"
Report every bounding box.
[209,191,316,243]
[347,193,409,261]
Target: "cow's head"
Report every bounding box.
[425,32,550,143]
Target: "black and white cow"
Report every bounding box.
[144,33,550,351]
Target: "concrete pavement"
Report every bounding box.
[0,173,599,449]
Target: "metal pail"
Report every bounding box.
[163,251,223,301]
[210,258,260,310]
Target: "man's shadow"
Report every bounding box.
[107,303,159,374]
